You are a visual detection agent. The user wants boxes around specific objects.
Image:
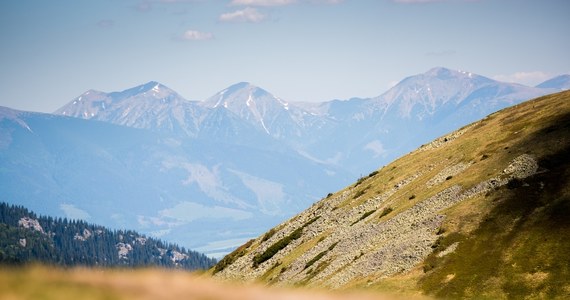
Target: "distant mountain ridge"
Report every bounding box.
[536,74,570,90]
[295,67,559,173]
[373,67,542,119]
[55,81,203,136]
[2,67,566,257]
[54,67,563,173]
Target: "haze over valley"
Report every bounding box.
[2,68,567,257]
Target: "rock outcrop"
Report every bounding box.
[214,152,539,288]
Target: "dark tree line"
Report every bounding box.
[0,202,216,270]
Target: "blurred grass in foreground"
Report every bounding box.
[0,265,427,300]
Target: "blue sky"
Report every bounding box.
[1,0,569,113]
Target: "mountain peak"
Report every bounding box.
[202,82,293,135]
[222,82,268,96]
[53,81,200,135]
[391,68,491,90]
[205,82,286,109]
[140,80,161,92]
[375,67,542,120]
[424,67,480,80]
[140,80,160,88]
[228,81,253,89]
[117,81,172,97]
[425,66,453,76]
[536,74,570,90]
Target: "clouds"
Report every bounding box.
[221,0,342,23]
[492,71,552,86]
[220,7,267,23]
[159,0,197,2]
[229,0,342,5]
[392,0,477,3]
[230,0,297,6]
[96,19,115,28]
[311,0,343,3]
[133,1,153,12]
[136,0,344,39]
[364,140,387,158]
[60,204,91,221]
[393,0,444,3]
[180,30,214,41]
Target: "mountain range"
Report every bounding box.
[212,90,570,298]
[1,67,567,257]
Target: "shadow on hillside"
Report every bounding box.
[422,108,570,299]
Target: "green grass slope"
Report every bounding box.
[418,95,570,299]
[212,91,570,299]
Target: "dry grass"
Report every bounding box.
[0,265,416,300]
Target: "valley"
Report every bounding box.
[1,68,565,258]
[2,87,568,299]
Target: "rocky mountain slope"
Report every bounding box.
[212,90,570,299]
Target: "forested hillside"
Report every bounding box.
[0,202,216,270]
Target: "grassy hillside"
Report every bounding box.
[211,90,570,299]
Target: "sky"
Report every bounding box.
[0,0,569,113]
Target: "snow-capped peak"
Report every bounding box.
[152,83,161,93]
[139,81,161,92]
[422,67,489,82]
[227,81,252,92]
[201,82,300,136]
[203,82,289,110]
[53,81,202,136]
[425,66,455,78]
[110,81,175,99]
[373,67,544,119]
